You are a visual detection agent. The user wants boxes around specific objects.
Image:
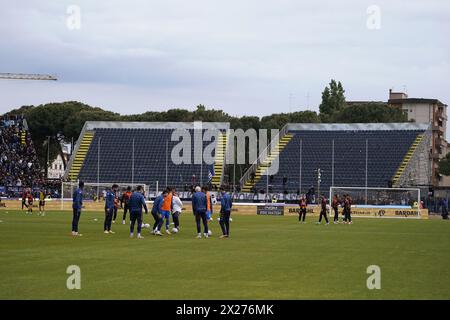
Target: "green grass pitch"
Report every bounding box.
[0,209,449,300]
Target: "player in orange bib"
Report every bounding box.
[157,187,173,234]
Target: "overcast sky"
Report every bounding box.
[0,0,449,117]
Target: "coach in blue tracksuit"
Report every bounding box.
[128,185,148,239]
[71,181,84,236]
[150,190,166,234]
[192,186,209,238]
[219,187,233,238]
[104,184,118,234]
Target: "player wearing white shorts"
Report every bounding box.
[171,191,183,233]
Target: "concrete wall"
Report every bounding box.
[401,102,432,123]
[397,127,432,187]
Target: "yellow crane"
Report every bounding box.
[0,73,57,81]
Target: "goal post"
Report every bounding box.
[329,186,421,219]
[61,182,149,210]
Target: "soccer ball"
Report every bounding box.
[217,217,221,221]
[208,230,212,236]
[171,227,179,233]
[144,223,150,228]
[230,218,233,222]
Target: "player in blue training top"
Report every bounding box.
[71,181,84,237]
[128,185,148,239]
[104,184,118,234]
[192,186,209,238]
[150,190,167,236]
[219,187,233,238]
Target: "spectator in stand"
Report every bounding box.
[0,116,41,194]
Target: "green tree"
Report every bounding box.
[261,110,319,129]
[3,92,410,177]
[319,79,346,121]
[331,103,408,123]
[192,105,231,122]
[230,116,260,131]
[438,153,450,176]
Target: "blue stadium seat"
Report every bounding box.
[253,129,425,193]
[77,128,222,190]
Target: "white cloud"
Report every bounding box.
[0,0,449,117]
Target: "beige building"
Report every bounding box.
[388,90,448,187]
[47,154,66,179]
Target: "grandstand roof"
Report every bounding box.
[82,121,230,131]
[286,122,430,132]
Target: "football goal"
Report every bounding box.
[61,182,149,209]
[329,186,421,218]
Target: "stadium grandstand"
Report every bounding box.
[240,123,432,199]
[64,120,433,205]
[64,121,229,192]
[0,115,44,197]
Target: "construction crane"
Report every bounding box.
[0,73,57,81]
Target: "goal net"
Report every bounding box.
[61,182,149,209]
[329,186,421,218]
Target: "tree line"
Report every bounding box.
[3,80,408,175]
